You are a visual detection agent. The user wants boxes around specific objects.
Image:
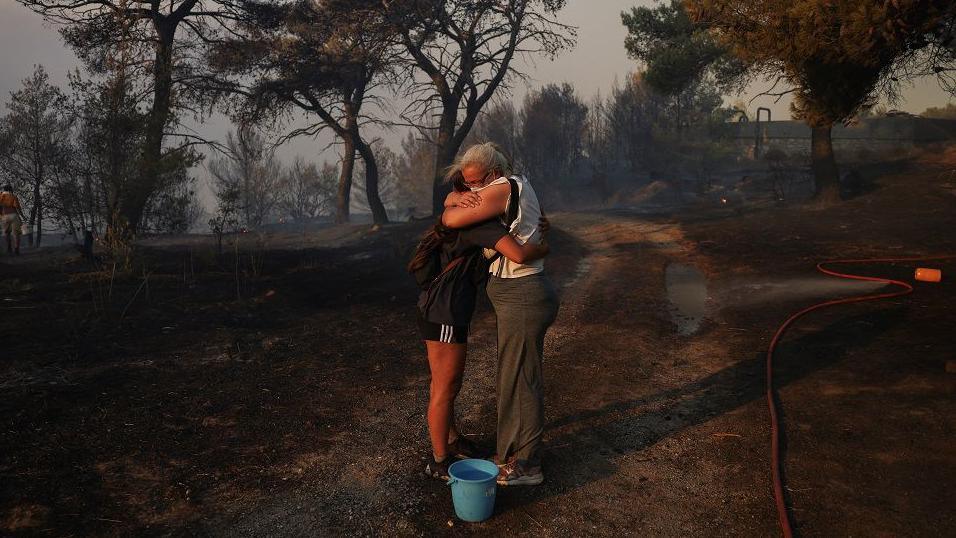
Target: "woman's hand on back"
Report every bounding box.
[457,192,482,208]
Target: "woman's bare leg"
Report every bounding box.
[426,340,466,460]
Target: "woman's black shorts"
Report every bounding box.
[417,313,468,344]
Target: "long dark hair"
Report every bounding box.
[407,176,469,273]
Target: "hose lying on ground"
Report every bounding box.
[765,255,956,538]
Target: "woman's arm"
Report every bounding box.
[441,183,510,229]
[493,235,549,264]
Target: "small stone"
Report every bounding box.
[447,520,454,527]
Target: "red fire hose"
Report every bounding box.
[766,255,955,537]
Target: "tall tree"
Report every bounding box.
[18,0,245,237]
[605,73,669,175]
[518,83,588,202]
[0,65,70,246]
[62,70,201,242]
[67,70,148,242]
[388,0,576,214]
[212,0,392,224]
[675,0,956,204]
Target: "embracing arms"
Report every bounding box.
[442,182,551,264]
[493,234,549,264]
[441,183,510,229]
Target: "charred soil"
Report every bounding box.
[1,150,954,536]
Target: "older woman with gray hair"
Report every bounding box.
[442,142,560,486]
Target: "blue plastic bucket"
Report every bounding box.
[447,459,498,522]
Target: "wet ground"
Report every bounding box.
[1,149,955,536]
[665,263,708,336]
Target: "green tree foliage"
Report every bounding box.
[622,0,740,95]
[683,0,956,204]
[0,65,202,246]
[603,72,724,177]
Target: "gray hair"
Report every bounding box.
[443,142,514,184]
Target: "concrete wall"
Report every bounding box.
[726,117,956,159]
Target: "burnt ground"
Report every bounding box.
[1,148,955,537]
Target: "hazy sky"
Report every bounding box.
[1,0,953,176]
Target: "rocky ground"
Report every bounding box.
[1,148,954,536]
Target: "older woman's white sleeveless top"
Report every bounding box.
[471,175,544,278]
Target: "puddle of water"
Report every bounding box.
[665,263,708,336]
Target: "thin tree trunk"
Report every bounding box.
[431,109,458,215]
[335,138,355,224]
[430,101,487,215]
[36,198,42,247]
[810,124,841,206]
[26,209,35,248]
[121,23,176,239]
[355,138,389,224]
[29,180,41,247]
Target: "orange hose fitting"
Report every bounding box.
[914,268,942,282]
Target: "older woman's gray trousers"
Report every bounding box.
[486,273,559,468]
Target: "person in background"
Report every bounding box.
[0,184,25,256]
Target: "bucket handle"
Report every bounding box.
[446,477,457,486]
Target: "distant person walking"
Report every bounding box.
[0,184,24,256]
[442,143,560,486]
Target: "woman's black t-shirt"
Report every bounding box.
[420,220,509,326]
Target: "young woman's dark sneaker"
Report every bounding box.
[424,457,450,481]
[448,436,491,459]
[496,460,544,486]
